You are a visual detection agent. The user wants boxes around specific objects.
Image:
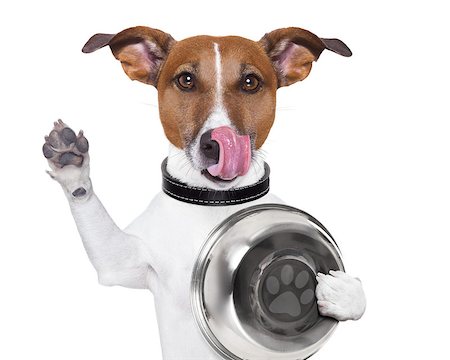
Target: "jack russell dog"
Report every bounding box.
[42,26,366,359]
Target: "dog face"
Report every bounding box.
[157,35,279,181]
[157,36,277,149]
[83,27,351,182]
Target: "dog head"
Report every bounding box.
[83,26,351,187]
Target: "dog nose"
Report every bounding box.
[200,129,220,163]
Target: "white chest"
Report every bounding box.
[125,191,283,298]
[122,192,283,358]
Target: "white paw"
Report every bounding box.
[315,270,366,321]
[43,120,91,199]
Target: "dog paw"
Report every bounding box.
[316,270,366,321]
[264,264,317,318]
[43,119,89,167]
[43,120,91,198]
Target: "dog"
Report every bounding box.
[42,26,366,359]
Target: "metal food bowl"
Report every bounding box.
[191,204,345,360]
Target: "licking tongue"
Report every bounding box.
[207,126,251,180]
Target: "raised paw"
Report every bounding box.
[42,119,89,168]
[43,120,91,198]
[316,270,366,321]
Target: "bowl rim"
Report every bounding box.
[190,203,344,360]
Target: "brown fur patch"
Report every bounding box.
[108,26,175,86]
[259,27,325,87]
[219,37,278,148]
[157,37,218,148]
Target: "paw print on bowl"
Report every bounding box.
[265,264,316,317]
[251,257,319,335]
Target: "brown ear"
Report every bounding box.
[259,27,352,87]
[82,26,176,87]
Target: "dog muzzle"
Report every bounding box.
[191,204,344,360]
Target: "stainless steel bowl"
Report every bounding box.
[191,204,345,360]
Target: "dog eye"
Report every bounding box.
[241,74,261,93]
[177,73,195,91]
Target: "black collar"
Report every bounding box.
[161,158,270,206]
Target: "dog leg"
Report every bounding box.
[315,270,366,321]
[43,120,153,290]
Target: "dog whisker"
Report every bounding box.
[140,102,159,108]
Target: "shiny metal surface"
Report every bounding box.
[191,204,345,360]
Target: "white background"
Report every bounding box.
[1,0,449,359]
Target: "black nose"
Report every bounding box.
[200,129,220,164]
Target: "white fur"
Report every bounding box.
[213,43,224,108]
[316,270,366,321]
[167,143,265,189]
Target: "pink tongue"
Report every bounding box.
[207,126,251,180]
